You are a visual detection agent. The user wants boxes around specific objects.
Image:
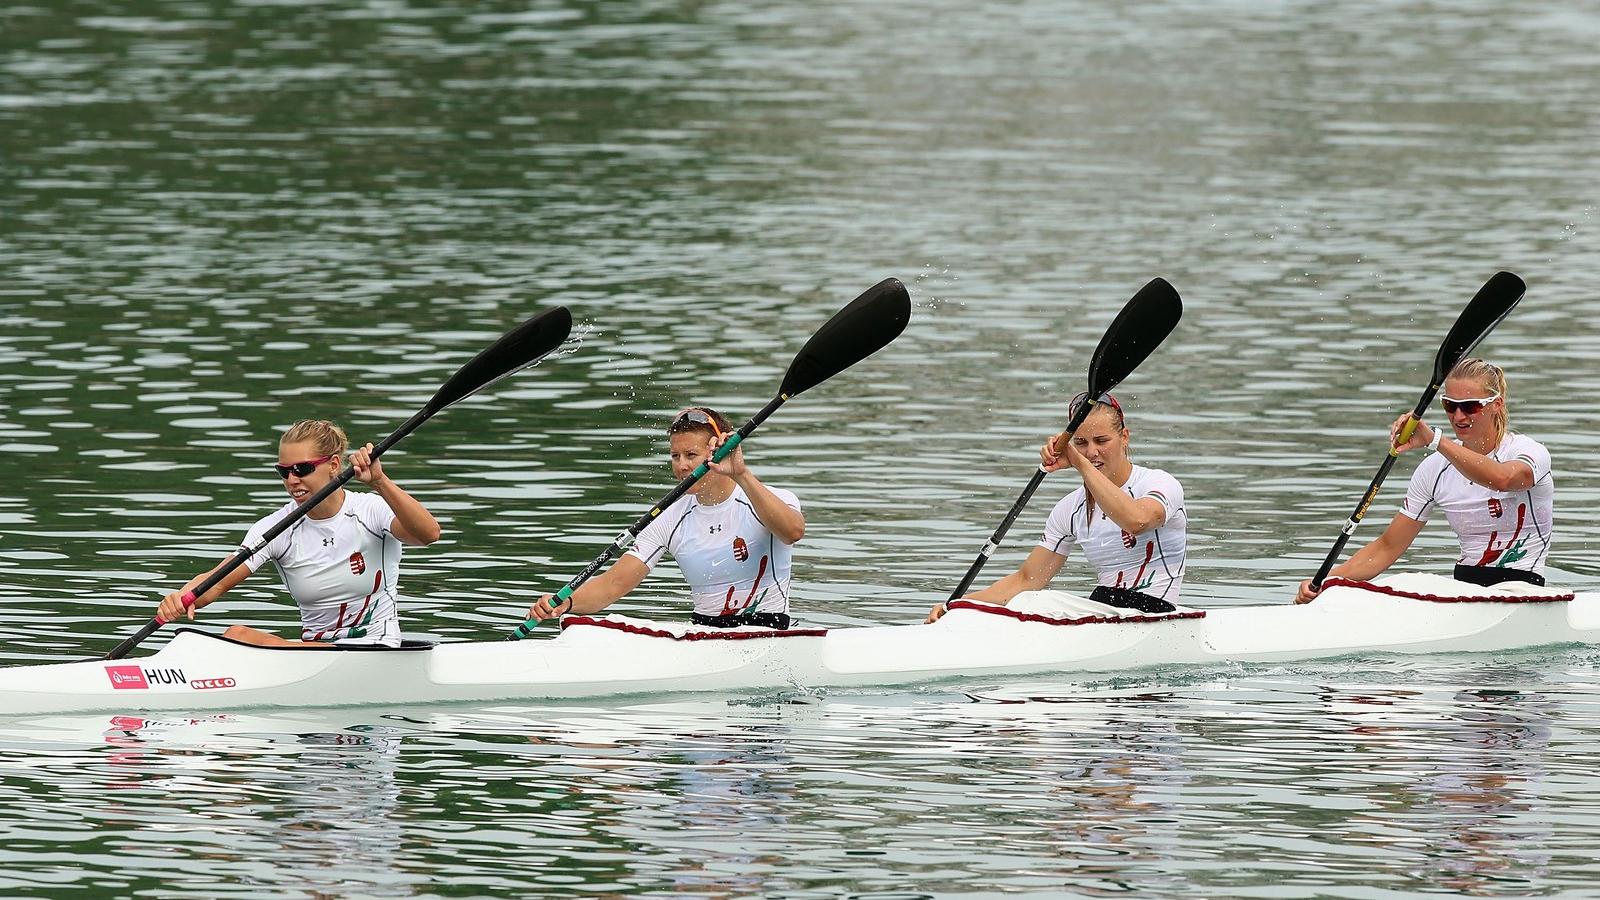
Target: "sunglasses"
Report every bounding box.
[1440,392,1499,416]
[669,408,726,440]
[273,454,336,479]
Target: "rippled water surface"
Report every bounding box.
[4,0,1600,895]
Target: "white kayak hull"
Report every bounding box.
[1,574,1594,716]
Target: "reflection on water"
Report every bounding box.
[3,0,1600,894]
[0,657,1596,896]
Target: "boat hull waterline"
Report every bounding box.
[2,574,1595,715]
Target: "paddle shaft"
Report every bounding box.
[104,410,432,660]
[944,401,1097,603]
[1308,386,1436,592]
[508,395,786,639]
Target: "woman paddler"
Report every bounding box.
[524,407,806,628]
[926,391,1188,622]
[1297,358,1553,602]
[155,420,441,647]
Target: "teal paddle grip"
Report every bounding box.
[712,432,744,461]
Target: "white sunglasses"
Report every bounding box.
[1439,392,1499,416]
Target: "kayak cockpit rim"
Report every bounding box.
[161,628,437,653]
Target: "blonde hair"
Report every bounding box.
[1446,357,1508,442]
[280,420,349,460]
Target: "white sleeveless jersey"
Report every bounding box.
[625,484,801,617]
[1039,465,1187,603]
[1401,432,1554,575]
[241,491,404,645]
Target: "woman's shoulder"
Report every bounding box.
[1411,445,1454,480]
[253,499,299,527]
[1046,483,1089,516]
[1130,464,1183,491]
[243,500,303,542]
[1501,431,1549,453]
[343,490,393,512]
[765,484,801,507]
[730,482,800,509]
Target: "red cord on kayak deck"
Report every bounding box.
[561,616,827,640]
[1321,577,1573,604]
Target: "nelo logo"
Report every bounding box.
[105,666,148,690]
[350,551,366,575]
[192,677,237,691]
[732,536,749,563]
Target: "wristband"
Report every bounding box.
[1426,427,1443,452]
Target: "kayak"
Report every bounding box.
[0,573,1593,716]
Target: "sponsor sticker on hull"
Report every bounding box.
[191,677,237,691]
[104,666,188,690]
[105,666,148,690]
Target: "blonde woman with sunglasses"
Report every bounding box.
[525,407,806,629]
[153,420,441,647]
[926,391,1188,623]
[1296,358,1553,603]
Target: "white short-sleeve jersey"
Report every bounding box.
[1400,432,1554,575]
[1038,465,1187,603]
[625,484,800,617]
[241,491,404,645]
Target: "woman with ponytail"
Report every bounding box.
[154,420,441,646]
[926,391,1188,622]
[1296,358,1554,602]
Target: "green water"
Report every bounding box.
[4,0,1600,895]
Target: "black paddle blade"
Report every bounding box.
[427,306,574,414]
[779,278,912,398]
[1432,271,1525,382]
[1086,277,1183,397]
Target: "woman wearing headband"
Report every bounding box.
[525,407,806,629]
[1296,358,1553,603]
[927,391,1188,622]
[154,420,441,647]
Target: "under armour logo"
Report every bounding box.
[322,537,335,547]
[709,524,723,534]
